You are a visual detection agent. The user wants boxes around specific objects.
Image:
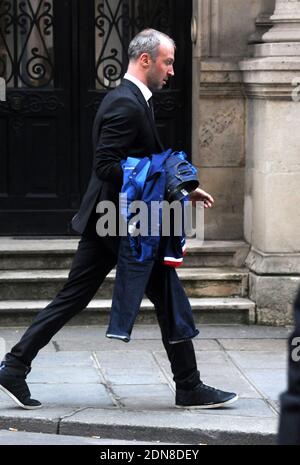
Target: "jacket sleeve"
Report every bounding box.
[93,96,140,186]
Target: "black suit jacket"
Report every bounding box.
[71,79,164,234]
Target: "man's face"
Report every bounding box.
[146,42,175,90]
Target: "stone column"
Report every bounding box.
[264,0,300,42]
[192,0,274,240]
[240,0,300,324]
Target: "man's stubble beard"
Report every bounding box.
[147,67,163,91]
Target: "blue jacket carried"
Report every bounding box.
[106,150,199,343]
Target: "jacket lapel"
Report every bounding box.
[121,79,164,151]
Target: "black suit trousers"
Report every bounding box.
[7,214,200,390]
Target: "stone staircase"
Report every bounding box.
[0,238,255,326]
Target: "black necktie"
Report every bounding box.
[148,97,155,120]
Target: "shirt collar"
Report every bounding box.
[124,72,152,103]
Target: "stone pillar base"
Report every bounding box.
[247,248,300,325]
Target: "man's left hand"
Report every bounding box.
[189,188,214,208]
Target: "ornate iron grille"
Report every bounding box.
[0,0,54,88]
[94,0,172,89]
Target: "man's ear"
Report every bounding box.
[140,53,151,68]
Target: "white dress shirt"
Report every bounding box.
[123,72,152,105]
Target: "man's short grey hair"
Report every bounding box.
[128,29,175,62]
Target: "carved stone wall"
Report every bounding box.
[192,0,275,239]
[240,0,300,324]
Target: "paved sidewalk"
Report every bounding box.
[0,429,175,445]
[0,324,291,445]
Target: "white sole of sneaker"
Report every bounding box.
[175,394,239,409]
[0,384,42,410]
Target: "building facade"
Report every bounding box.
[191,0,300,324]
[1,0,300,324]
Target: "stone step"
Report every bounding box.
[0,297,256,326]
[0,268,249,300]
[0,238,250,269]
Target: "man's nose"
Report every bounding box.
[168,66,174,76]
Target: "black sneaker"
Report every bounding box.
[0,363,41,410]
[176,382,238,409]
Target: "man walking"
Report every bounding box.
[0,29,238,410]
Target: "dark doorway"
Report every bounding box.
[0,0,192,235]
